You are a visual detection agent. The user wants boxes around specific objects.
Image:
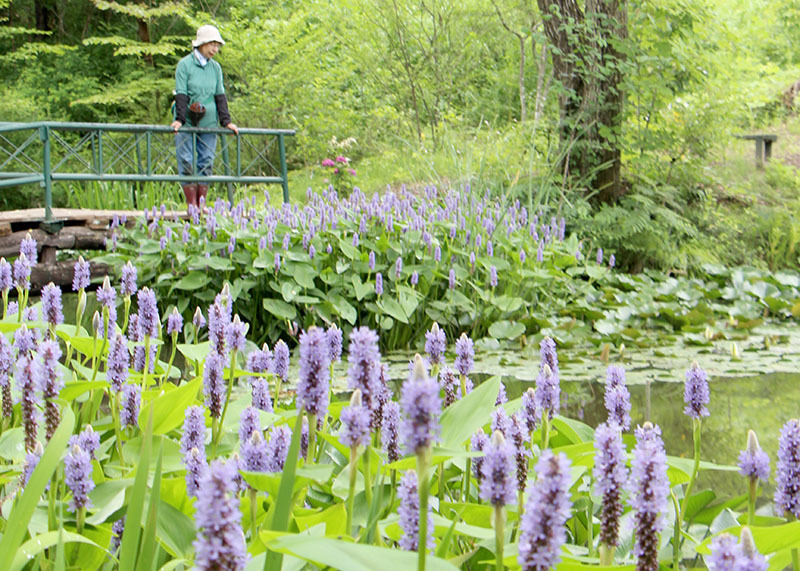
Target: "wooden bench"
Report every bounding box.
[737,134,777,168]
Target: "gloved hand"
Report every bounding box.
[187,102,206,126]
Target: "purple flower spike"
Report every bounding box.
[272,340,290,383]
[65,444,94,512]
[411,271,419,286]
[776,419,800,519]
[375,272,383,296]
[684,361,710,419]
[225,315,248,352]
[454,333,474,377]
[184,447,207,498]
[327,323,343,363]
[471,431,489,484]
[489,265,498,288]
[166,308,183,336]
[707,528,767,571]
[239,406,261,443]
[21,442,43,487]
[110,518,125,554]
[540,336,559,376]
[181,405,206,456]
[424,323,446,365]
[604,365,631,431]
[628,423,669,570]
[69,425,100,458]
[121,261,137,297]
[39,339,63,439]
[12,326,35,357]
[395,256,403,279]
[241,431,270,473]
[517,450,572,571]
[20,233,37,264]
[16,353,41,452]
[297,327,330,418]
[535,364,559,420]
[0,335,13,418]
[400,355,442,455]
[439,367,459,406]
[381,400,401,463]
[510,414,531,492]
[119,383,141,428]
[193,307,206,330]
[251,379,273,412]
[193,460,249,570]
[738,430,770,482]
[72,256,90,291]
[136,288,159,339]
[41,283,64,328]
[479,431,516,507]
[13,253,31,290]
[203,350,225,419]
[609,254,616,268]
[0,258,11,291]
[397,470,434,552]
[593,422,628,550]
[369,251,376,271]
[448,268,456,289]
[266,425,292,472]
[107,333,129,392]
[340,390,371,448]
[521,388,539,434]
[347,326,381,420]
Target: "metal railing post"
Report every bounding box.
[222,135,234,204]
[279,133,289,203]
[40,125,53,223]
[97,129,104,174]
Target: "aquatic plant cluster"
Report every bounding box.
[0,236,798,570]
[99,186,606,349]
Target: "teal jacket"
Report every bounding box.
[175,52,226,128]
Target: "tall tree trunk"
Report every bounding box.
[34,0,54,31]
[536,0,627,203]
[137,17,154,67]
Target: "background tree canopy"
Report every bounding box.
[2,0,800,271]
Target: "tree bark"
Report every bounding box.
[536,0,627,203]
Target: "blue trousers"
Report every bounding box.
[175,131,217,178]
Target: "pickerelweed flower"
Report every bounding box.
[297,327,331,418]
[0,334,12,418]
[397,470,434,552]
[136,287,159,339]
[593,422,628,553]
[166,308,183,336]
[395,256,403,279]
[327,323,343,363]
[65,444,94,512]
[489,265,498,288]
[347,326,381,418]
[480,431,516,507]
[225,315,248,353]
[203,350,226,419]
[375,272,383,295]
[266,425,292,472]
[739,430,770,482]
[340,389,371,448]
[604,365,631,431]
[72,256,90,291]
[184,447,207,498]
[684,361,710,419]
[609,254,616,268]
[13,253,31,290]
[96,276,118,333]
[0,258,11,292]
[14,323,36,356]
[381,400,401,463]
[193,460,249,570]
[241,431,269,473]
[272,340,290,383]
[39,339,63,439]
[775,418,800,519]
[239,406,261,443]
[628,423,669,571]
[369,251,376,271]
[193,307,206,331]
[540,336,559,376]
[16,353,41,452]
[471,430,490,484]
[121,261,137,297]
[400,355,442,455]
[496,381,508,405]
[517,450,572,571]
[69,425,100,459]
[433,245,441,262]
[454,333,474,377]
[491,408,513,437]
[41,283,64,328]
[448,268,456,289]
[207,300,230,357]
[424,323,446,365]
[706,528,767,571]
[110,518,125,554]
[521,388,539,435]
[439,367,459,406]
[107,333,129,392]
[251,379,273,412]
[535,363,559,420]
[119,383,141,427]
[21,441,43,487]
[510,413,531,492]
[181,406,206,456]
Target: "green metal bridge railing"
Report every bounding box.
[0,121,295,229]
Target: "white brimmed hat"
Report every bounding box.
[192,25,225,47]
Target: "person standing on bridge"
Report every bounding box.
[170,24,239,209]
